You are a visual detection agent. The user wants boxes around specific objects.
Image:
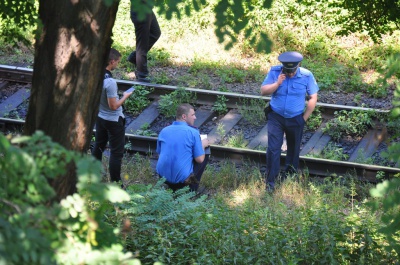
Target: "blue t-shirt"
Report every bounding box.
[262,66,319,118]
[156,121,205,183]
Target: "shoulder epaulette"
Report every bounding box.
[299,67,311,76]
[270,65,283,71]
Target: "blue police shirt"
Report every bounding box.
[156,121,205,183]
[262,66,319,118]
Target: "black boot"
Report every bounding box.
[135,71,152,83]
[127,51,136,66]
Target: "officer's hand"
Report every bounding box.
[277,73,286,85]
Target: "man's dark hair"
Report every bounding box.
[176,103,194,119]
[109,48,121,62]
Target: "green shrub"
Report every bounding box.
[113,175,396,264]
[212,95,228,115]
[123,86,152,115]
[158,87,197,118]
[0,132,137,265]
[225,130,248,148]
[323,109,374,141]
[134,123,157,137]
[306,106,322,130]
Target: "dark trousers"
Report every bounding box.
[130,10,161,77]
[266,112,305,188]
[164,155,210,192]
[92,116,125,182]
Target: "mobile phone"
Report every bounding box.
[125,87,135,93]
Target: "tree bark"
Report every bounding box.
[24,0,119,200]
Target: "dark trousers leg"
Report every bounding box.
[92,117,125,182]
[190,154,210,191]
[165,181,187,192]
[161,155,209,192]
[131,10,161,76]
[266,112,284,189]
[92,117,108,161]
[108,117,125,182]
[284,114,305,174]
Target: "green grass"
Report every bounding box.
[1,0,398,98]
[115,156,398,264]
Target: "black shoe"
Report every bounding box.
[135,72,152,83]
[196,186,207,195]
[137,76,152,83]
[266,184,275,193]
[127,51,136,66]
[184,173,200,185]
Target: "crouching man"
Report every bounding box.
[156,103,210,192]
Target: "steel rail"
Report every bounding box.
[124,134,400,182]
[0,64,390,114]
[1,115,399,181]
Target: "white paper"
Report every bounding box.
[200,134,207,140]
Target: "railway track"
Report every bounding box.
[1,64,399,182]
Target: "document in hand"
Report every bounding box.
[200,134,211,155]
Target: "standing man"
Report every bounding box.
[260,51,319,191]
[127,2,161,83]
[156,104,210,192]
[92,48,134,183]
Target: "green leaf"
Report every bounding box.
[105,185,131,202]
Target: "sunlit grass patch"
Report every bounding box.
[121,153,157,186]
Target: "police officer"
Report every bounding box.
[260,51,319,191]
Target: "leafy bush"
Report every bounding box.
[1,133,398,264]
[225,130,248,148]
[134,123,157,137]
[306,106,322,131]
[369,52,400,257]
[158,87,197,118]
[118,181,210,264]
[212,95,228,115]
[369,178,400,256]
[322,142,349,161]
[323,109,374,141]
[123,86,152,115]
[0,132,138,265]
[113,176,396,264]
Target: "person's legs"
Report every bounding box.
[166,181,188,192]
[128,11,161,66]
[131,11,151,78]
[158,175,189,192]
[284,114,305,175]
[148,12,161,51]
[92,117,108,161]
[190,154,210,191]
[266,112,284,190]
[107,117,126,182]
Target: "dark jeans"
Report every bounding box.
[92,116,125,182]
[266,111,305,189]
[130,10,161,77]
[164,155,210,192]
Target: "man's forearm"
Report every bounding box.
[260,82,279,95]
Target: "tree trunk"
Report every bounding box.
[24,0,119,200]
